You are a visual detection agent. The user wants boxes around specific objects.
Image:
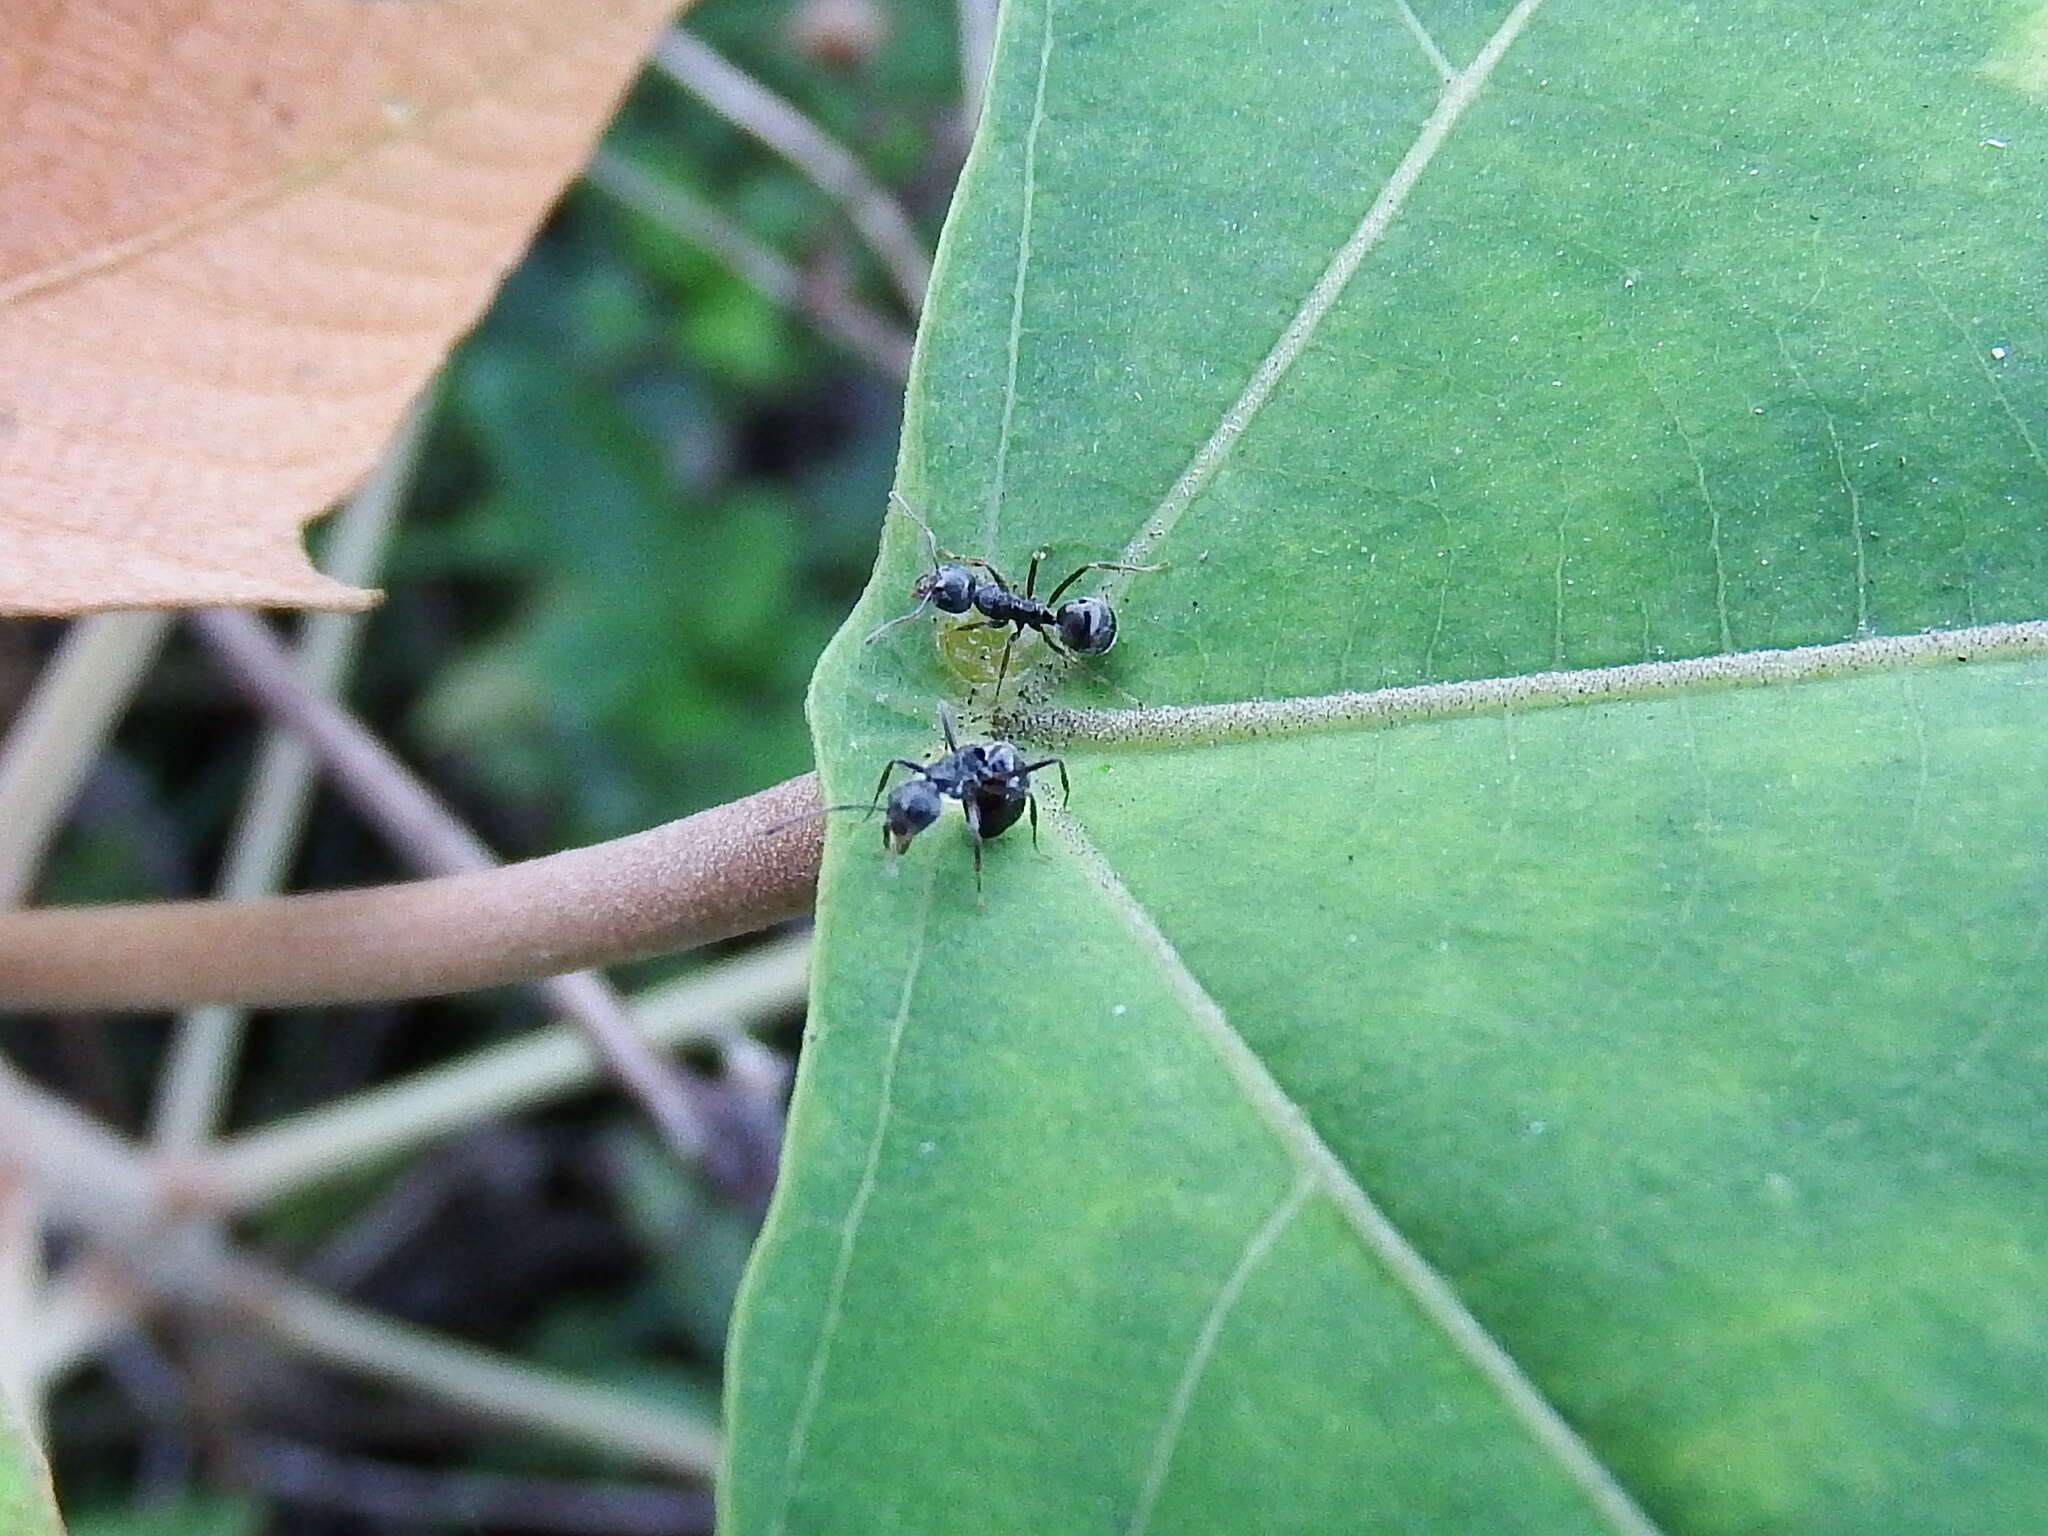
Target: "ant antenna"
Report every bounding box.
[863,602,930,645]
[759,802,881,838]
[863,492,946,644]
[887,491,941,560]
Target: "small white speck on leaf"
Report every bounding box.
[1982,138,2009,149]
[1990,345,2010,360]
[1110,1003,1128,1018]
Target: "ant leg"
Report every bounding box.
[992,627,1023,703]
[1023,756,1069,803]
[952,554,1015,591]
[1027,791,1041,850]
[961,796,987,906]
[870,758,927,814]
[1024,550,1046,598]
[1043,559,1168,606]
[935,703,960,753]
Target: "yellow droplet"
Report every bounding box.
[936,619,1038,685]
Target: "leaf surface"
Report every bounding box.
[0,1397,60,1536]
[0,0,685,615]
[730,1,2048,1531]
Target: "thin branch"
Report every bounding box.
[205,1252,722,1479]
[957,0,999,127]
[0,610,173,905]
[189,609,490,869]
[0,1058,154,1240]
[0,1172,41,1438]
[155,395,430,1152]
[26,937,810,1386]
[0,775,819,1010]
[192,935,809,1211]
[586,149,912,379]
[0,1069,723,1475]
[652,28,931,312]
[187,607,732,1168]
[31,1259,137,1390]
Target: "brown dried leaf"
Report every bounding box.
[0,0,688,615]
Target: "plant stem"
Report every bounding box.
[185,606,757,1169]
[0,776,819,1010]
[653,29,931,312]
[0,610,173,905]
[0,1173,41,1439]
[155,394,430,1152]
[956,0,999,125]
[190,934,809,1209]
[206,1253,722,1479]
[585,150,912,379]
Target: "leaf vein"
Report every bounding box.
[768,868,938,1536]
[982,0,1058,554]
[1110,0,1549,578]
[1128,1173,1316,1536]
[1046,809,1665,1536]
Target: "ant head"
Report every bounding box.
[981,742,1023,781]
[912,562,978,615]
[882,776,944,852]
[1055,596,1118,655]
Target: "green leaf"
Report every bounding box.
[66,1501,256,1536]
[728,1,2048,1531]
[0,1398,61,1536]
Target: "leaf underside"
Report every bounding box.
[728,1,2048,1532]
[0,0,684,615]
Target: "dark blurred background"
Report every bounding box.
[0,0,971,1528]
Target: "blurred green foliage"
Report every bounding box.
[31,0,970,1527]
[67,1502,258,1536]
[378,0,964,856]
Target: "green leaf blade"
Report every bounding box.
[727,0,2048,1530]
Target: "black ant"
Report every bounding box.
[767,703,1066,897]
[865,493,1163,699]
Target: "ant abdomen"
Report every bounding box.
[1055,596,1116,655]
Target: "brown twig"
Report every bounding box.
[0,776,820,1010]
[182,607,800,1172]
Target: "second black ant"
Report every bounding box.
[865,493,1163,699]
[768,703,1066,898]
